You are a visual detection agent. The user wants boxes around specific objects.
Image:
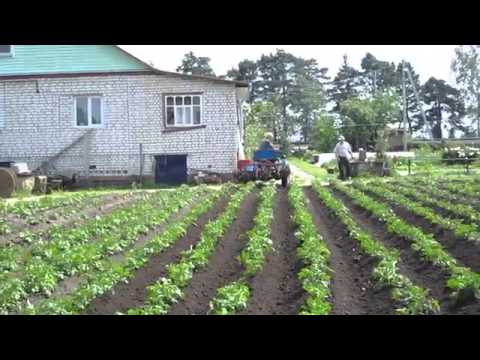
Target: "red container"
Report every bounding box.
[238,160,253,171]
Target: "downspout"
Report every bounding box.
[235,87,249,161]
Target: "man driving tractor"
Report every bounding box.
[237,132,290,187]
[259,132,275,151]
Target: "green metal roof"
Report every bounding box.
[0,45,150,76]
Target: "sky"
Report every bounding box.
[119,45,458,85]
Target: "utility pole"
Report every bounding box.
[373,71,377,95]
[402,61,408,151]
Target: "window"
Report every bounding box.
[0,46,13,57]
[165,95,202,127]
[75,96,104,128]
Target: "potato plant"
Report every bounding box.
[209,183,276,315]
[356,181,480,244]
[209,282,250,315]
[288,182,332,315]
[389,178,480,209]
[238,184,276,276]
[19,187,226,315]
[0,186,207,313]
[314,181,440,315]
[386,182,480,223]
[125,183,254,315]
[334,181,480,300]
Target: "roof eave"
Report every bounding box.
[114,46,248,87]
[151,69,249,87]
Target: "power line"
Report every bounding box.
[336,123,405,128]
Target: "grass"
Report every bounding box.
[393,162,480,177]
[289,158,329,180]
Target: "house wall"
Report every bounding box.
[0,74,242,180]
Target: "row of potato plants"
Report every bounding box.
[394,176,480,203]
[287,183,332,315]
[21,186,229,315]
[389,177,480,209]
[0,186,207,314]
[333,181,480,299]
[382,181,480,225]
[0,220,9,237]
[0,191,154,272]
[436,179,479,198]
[0,190,139,237]
[209,183,276,315]
[0,189,175,274]
[124,183,254,315]
[316,181,440,315]
[355,181,480,244]
[0,190,108,221]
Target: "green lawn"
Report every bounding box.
[289,158,329,179]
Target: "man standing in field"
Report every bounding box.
[334,135,353,181]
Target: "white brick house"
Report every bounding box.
[0,45,249,184]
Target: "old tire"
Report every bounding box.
[0,168,17,198]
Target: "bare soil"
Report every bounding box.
[84,196,230,315]
[304,187,396,315]
[239,187,306,315]
[167,191,259,315]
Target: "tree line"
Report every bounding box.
[176,47,480,154]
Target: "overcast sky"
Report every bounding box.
[119,45,458,85]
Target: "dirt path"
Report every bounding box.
[304,187,395,315]
[359,188,480,274]
[167,191,259,315]
[289,164,314,186]
[332,189,453,313]
[239,187,306,315]
[84,196,230,315]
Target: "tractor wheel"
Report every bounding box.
[0,168,17,198]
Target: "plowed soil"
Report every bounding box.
[360,188,480,273]
[304,187,396,315]
[168,191,259,315]
[85,195,230,315]
[332,189,453,312]
[239,187,306,315]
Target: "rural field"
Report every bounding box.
[1,173,480,315]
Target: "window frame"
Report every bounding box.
[74,95,105,129]
[0,45,14,58]
[164,94,203,128]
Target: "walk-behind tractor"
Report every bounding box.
[236,149,291,187]
[0,161,76,198]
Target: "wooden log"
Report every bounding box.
[0,168,17,198]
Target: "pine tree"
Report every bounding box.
[177,51,215,76]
